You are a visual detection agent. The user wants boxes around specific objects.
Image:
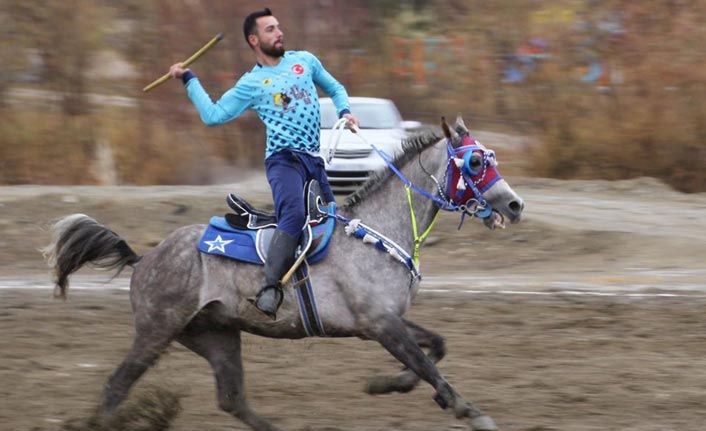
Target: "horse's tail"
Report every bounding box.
[42,214,141,299]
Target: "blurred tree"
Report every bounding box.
[0,2,29,110]
[1,0,704,190]
[12,1,108,116]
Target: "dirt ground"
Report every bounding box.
[1,174,706,431]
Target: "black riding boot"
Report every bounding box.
[248,229,299,319]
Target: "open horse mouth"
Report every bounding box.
[483,210,506,230]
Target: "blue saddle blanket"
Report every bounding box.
[197,211,336,265]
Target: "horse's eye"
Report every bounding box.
[470,153,483,169]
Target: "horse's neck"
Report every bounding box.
[346,144,445,250]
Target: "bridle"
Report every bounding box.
[442,134,503,223]
[324,122,504,279]
[326,120,503,222]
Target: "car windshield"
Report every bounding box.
[320,100,401,129]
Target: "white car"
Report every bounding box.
[319,97,422,193]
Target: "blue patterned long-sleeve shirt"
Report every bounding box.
[184,50,350,159]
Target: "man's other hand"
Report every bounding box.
[169,63,189,79]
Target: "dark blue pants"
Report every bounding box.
[264,150,335,238]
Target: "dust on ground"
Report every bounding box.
[1,175,706,430]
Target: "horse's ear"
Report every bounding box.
[441,117,451,138]
[441,116,462,147]
[454,113,470,136]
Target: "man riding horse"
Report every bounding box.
[169,8,359,318]
[43,8,526,431]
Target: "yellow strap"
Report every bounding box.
[406,187,440,268]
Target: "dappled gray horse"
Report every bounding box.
[44,115,524,431]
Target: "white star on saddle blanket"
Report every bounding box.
[203,235,234,253]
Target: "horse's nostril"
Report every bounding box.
[509,201,523,213]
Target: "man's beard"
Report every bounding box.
[261,41,284,58]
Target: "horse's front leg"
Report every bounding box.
[366,319,445,394]
[369,316,497,431]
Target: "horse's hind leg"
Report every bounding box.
[177,322,281,431]
[371,316,497,431]
[366,319,446,394]
[102,331,173,416]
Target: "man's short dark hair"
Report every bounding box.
[243,8,273,46]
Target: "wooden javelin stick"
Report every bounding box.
[142,33,224,92]
[281,249,309,286]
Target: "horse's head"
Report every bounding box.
[441,115,524,229]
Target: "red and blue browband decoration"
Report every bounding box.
[445,136,502,210]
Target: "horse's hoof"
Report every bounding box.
[366,373,418,395]
[365,376,389,395]
[470,415,497,431]
[433,392,449,409]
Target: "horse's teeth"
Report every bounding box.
[494,213,505,229]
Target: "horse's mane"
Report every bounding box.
[343,131,443,209]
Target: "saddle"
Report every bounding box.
[197,180,336,266]
[225,180,330,230]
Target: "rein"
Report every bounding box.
[352,127,499,223]
[367,141,459,211]
[324,118,349,164]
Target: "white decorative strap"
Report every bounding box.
[363,234,378,244]
[388,248,404,262]
[343,218,420,279]
[344,218,361,236]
